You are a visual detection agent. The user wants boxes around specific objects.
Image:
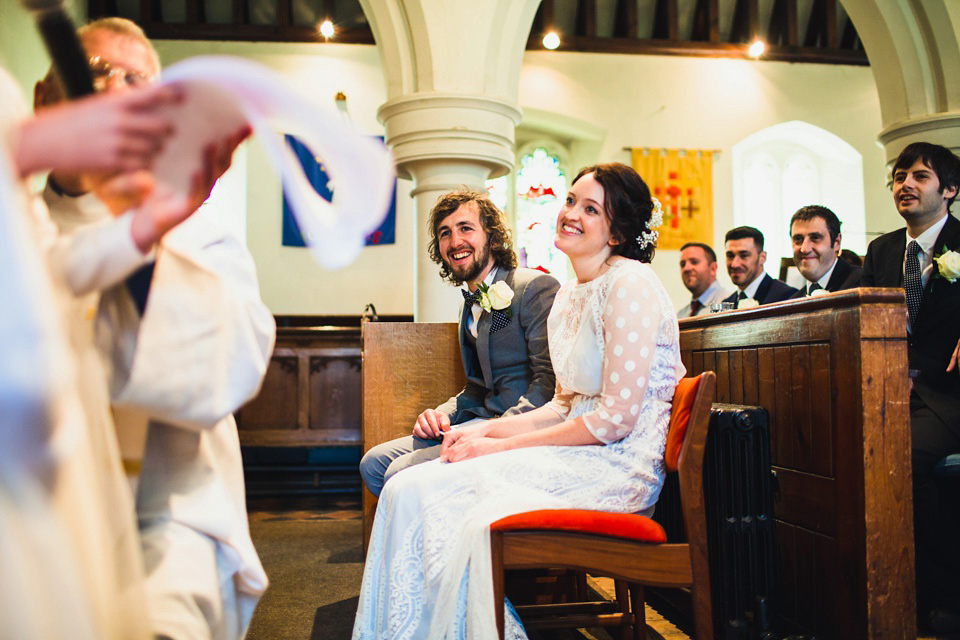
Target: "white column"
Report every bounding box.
[843,0,960,163]
[359,0,541,320]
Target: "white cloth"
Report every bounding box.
[354,259,684,640]
[1,68,148,640]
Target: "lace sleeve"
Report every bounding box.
[581,267,663,444]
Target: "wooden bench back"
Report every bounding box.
[361,322,466,549]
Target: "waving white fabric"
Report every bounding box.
[354,259,685,639]
[155,56,394,269]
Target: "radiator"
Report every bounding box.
[652,403,777,640]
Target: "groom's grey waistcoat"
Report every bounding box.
[436,267,560,423]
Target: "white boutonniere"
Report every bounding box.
[738,297,760,309]
[934,246,960,283]
[809,288,829,297]
[474,280,514,317]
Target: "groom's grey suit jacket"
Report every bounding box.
[435,267,560,423]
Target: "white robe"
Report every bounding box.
[0,68,149,640]
[46,186,276,640]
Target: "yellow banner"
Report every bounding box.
[631,148,714,251]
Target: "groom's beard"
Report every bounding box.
[447,242,491,286]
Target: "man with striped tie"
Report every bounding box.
[787,205,861,298]
[862,142,960,635]
[677,242,730,316]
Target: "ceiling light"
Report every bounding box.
[319,20,335,39]
[747,40,766,58]
[542,32,560,50]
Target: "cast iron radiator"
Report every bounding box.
[651,403,777,639]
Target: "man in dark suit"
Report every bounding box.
[861,142,960,634]
[721,226,797,307]
[787,205,862,298]
[360,190,560,497]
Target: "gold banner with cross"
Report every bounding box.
[631,148,714,251]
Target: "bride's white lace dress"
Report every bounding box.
[353,258,684,640]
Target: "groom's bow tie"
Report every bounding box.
[462,289,482,305]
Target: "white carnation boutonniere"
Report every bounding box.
[809,288,829,297]
[933,246,960,284]
[475,280,514,317]
[738,297,760,309]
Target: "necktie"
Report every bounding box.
[462,289,481,306]
[904,240,922,328]
[807,283,821,296]
[736,291,747,308]
[689,299,703,317]
[126,262,155,316]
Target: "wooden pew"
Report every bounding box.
[679,288,914,639]
[361,322,466,550]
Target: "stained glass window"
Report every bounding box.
[513,147,570,279]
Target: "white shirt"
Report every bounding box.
[804,256,838,295]
[677,279,731,317]
[739,271,767,300]
[463,267,498,339]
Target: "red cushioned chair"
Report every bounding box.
[490,371,716,640]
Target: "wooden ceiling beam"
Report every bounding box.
[613,0,638,39]
[322,0,336,21]
[840,16,859,50]
[278,0,292,27]
[691,0,719,43]
[729,0,758,43]
[531,0,556,36]
[768,0,797,46]
[804,0,837,48]
[185,0,206,24]
[576,0,597,38]
[232,0,249,25]
[653,0,678,41]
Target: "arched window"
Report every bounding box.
[511,145,570,279]
[733,122,866,267]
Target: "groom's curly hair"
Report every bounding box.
[428,190,518,284]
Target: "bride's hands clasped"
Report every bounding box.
[440,423,504,463]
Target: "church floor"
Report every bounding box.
[244,495,689,639]
[244,494,949,640]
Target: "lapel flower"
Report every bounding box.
[809,288,829,297]
[737,297,760,309]
[933,246,960,283]
[474,280,514,317]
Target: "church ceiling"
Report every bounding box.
[89,0,866,65]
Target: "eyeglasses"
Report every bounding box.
[88,56,151,90]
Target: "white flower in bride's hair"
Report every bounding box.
[934,247,960,283]
[738,297,760,309]
[648,197,663,230]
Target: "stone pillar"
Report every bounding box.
[360,0,541,321]
[844,0,960,165]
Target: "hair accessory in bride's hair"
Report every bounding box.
[635,197,662,248]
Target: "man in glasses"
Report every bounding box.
[34,17,273,640]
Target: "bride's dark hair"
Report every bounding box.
[571,163,656,263]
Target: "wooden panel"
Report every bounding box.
[236,350,298,431]
[362,322,467,549]
[309,353,362,443]
[678,289,913,639]
[236,326,363,447]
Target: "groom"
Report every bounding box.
[360,190,560,496]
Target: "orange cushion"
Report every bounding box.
[491,509,667,543]
[664,375,701,472]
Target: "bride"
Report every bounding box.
[353,163,684,639]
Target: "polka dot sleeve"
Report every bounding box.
[581,268,663,444]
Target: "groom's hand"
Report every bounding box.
[412,409,451,439]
